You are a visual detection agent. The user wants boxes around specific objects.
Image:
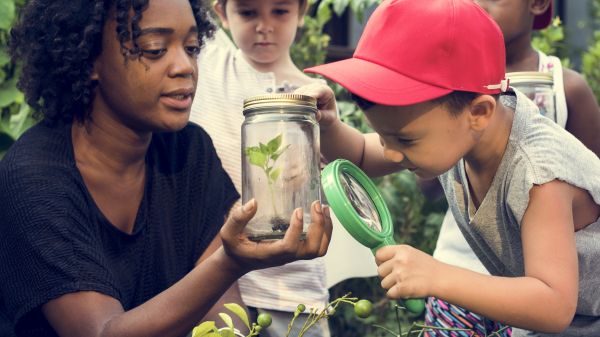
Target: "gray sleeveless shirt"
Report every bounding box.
[438,90,600,336]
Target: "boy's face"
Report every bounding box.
[215,0,304,69]
[363,101,477,180]
[91,0,200,133]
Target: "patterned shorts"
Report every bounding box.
[423,297,512,337]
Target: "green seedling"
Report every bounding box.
[244,133,291,231]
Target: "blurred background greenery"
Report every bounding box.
[1,0,600,335]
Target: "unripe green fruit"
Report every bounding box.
[257,313,272,328]
[354,299,373,318]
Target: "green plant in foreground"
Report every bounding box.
[244,134,290,219]
[191,294,510,337]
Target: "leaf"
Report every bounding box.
[218,313,234,330]
[0,47,10,67]
[272,144,291,161]
[218,329,235,337]
[259,142,268,153]
[223,303,250,330]
[0,78,21,108]
[269,167,282,182]
[0,0,15,30]
[192,321,217,337]
[333,0,350,17]
[266,134,282,153]
[247,150,267,168]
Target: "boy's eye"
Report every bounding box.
[142,48,167,58]
[238,10,256,17]
[397,138,415,145]
[273,9,289,15]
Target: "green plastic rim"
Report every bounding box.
[321,159,394,251]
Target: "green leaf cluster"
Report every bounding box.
[244,134,290,186]
[192,303,252,337]
[0,0,37,158]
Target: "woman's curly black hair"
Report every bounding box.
[10,0,215,124]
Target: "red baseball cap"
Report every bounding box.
[305,0,507,106]
[533,2,553,30]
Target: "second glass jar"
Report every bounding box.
[241,94,321,240]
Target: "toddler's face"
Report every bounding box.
[216,0,304,69]
[362,101,476,180]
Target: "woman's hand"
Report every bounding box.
[294,83,339,131]
[375,245,441,299]
[220,199,333,273]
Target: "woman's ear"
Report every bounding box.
[90,61,99,81]
[213,1,230,30]
[530,0,551,16]
[468,95,497,131]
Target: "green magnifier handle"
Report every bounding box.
[375,239,426,315]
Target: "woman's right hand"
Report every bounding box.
[219,199,333,273]
[295,83,339,131]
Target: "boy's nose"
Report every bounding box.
[256,19,274,34]
[383,147,405,163]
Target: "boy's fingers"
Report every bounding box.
[377,259,393,278]
[374,245,396,265]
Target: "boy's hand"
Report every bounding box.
[375,245,439,299]
[220,199,333,273]
[294,83,339,130]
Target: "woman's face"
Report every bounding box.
[91,0,200,133]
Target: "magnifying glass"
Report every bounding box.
[322,159,425,315]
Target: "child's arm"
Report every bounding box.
[563,68,600,157]
[295,83,404,177]
[376,180,579,333]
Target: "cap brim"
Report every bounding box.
[533,3,552,30]
[305,57,451,106]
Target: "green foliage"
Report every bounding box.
[581,0,600,101]
[532,17,572,68]
[244,134,290,186]
[0,0,37,158]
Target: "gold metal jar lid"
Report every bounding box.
[243,93,317,115]
[506,71,553,85]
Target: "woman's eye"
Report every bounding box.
[186,46,201,56]
[142,48,167,58]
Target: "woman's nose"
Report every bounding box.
[168,47,195,78]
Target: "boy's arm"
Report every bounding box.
[377,180,578,333]
[563,68,600,157]
[295,83,404,177]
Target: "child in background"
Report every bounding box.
[190,1,332,336]
[298,0,600,336]
[428,0,600,335]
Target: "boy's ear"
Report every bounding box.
[467,95,496,131]
[213,2,230,29]
[530,0,551,16]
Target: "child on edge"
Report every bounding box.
[427,1,600,335]
[297,0,600,336]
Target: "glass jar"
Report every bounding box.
[507,71,556,121]
[241,94,321,240]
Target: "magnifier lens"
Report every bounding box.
[340,171,382,232]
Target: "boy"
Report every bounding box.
[298,0,600,336]
[428,1,600,335]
